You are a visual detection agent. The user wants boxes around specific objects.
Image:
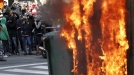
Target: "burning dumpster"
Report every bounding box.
[43,0,132,75]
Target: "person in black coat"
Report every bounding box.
[21,19,32,55]
[28,14,36,51]
[17,17,23,51]
[7,11,19,55]
[33,17,45,55]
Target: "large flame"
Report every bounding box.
[61,0,96,75]
[0,0,3,8]
[61,0,129,75]
[100,0,129,75]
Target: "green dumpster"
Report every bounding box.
[44,31,73,75]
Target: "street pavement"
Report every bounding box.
[0,51,49,75]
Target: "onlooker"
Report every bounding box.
[29,1,38,17]
[28,13,36,51]
[0,14,10,57]
[37,2,43,13]
[7,11,19,55]
[17,17,23,51]
[2,1,10,18]
[0,0,52,57]
[21,19,32,55]
[33,17,45,55]
[21,1,29,16]
[10,0,21,16]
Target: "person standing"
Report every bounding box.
[17,17,23,51]
[33,17,45,55]
[29,1,38,17]
[10,0,21,16]
[28,13,36,51]
[21,1,29,16]
[21,19,32,55]
[0,16,10,57]
[7,11,19,55]
[2,1,10,19]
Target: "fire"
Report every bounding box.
[61,0,129,75]
[0,0,3,8]
[61,0,96,74]
[100,0,129,75]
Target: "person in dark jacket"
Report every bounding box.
[7,11,19,55]
[21,19,32,55]
[33,17,45,55]
[10,0,21,16]
[17,17,23,51]
[2,1,10,19]
[27,14,36,51]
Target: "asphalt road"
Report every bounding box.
[0,52,49,75]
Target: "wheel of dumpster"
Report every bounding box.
[41,50,47,58]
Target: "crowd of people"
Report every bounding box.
[0,0,47,59]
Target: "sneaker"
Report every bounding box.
[3,55,8,58]
[8,53,12,56]
[24,53,27,55]
[16,53,20,56]
[28,52,33,55]
[0,57,7,61]
[36,52,40,56]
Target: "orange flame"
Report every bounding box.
[61,0,128,75]
[61,0,96,74]
[100,0,129,75]
[0,0,3,8]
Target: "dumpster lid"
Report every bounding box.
[44,31,59,38]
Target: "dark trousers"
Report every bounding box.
[2,40,12,55]
[9,37,19,54]
[17,33,23,51]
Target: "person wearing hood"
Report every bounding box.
[0,15,10,59]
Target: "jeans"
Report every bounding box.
[31,34,35,50]
[9,37,19,54]
[22,36,32,53]
[17,32,23,51]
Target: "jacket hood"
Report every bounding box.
[1,17,6,26]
